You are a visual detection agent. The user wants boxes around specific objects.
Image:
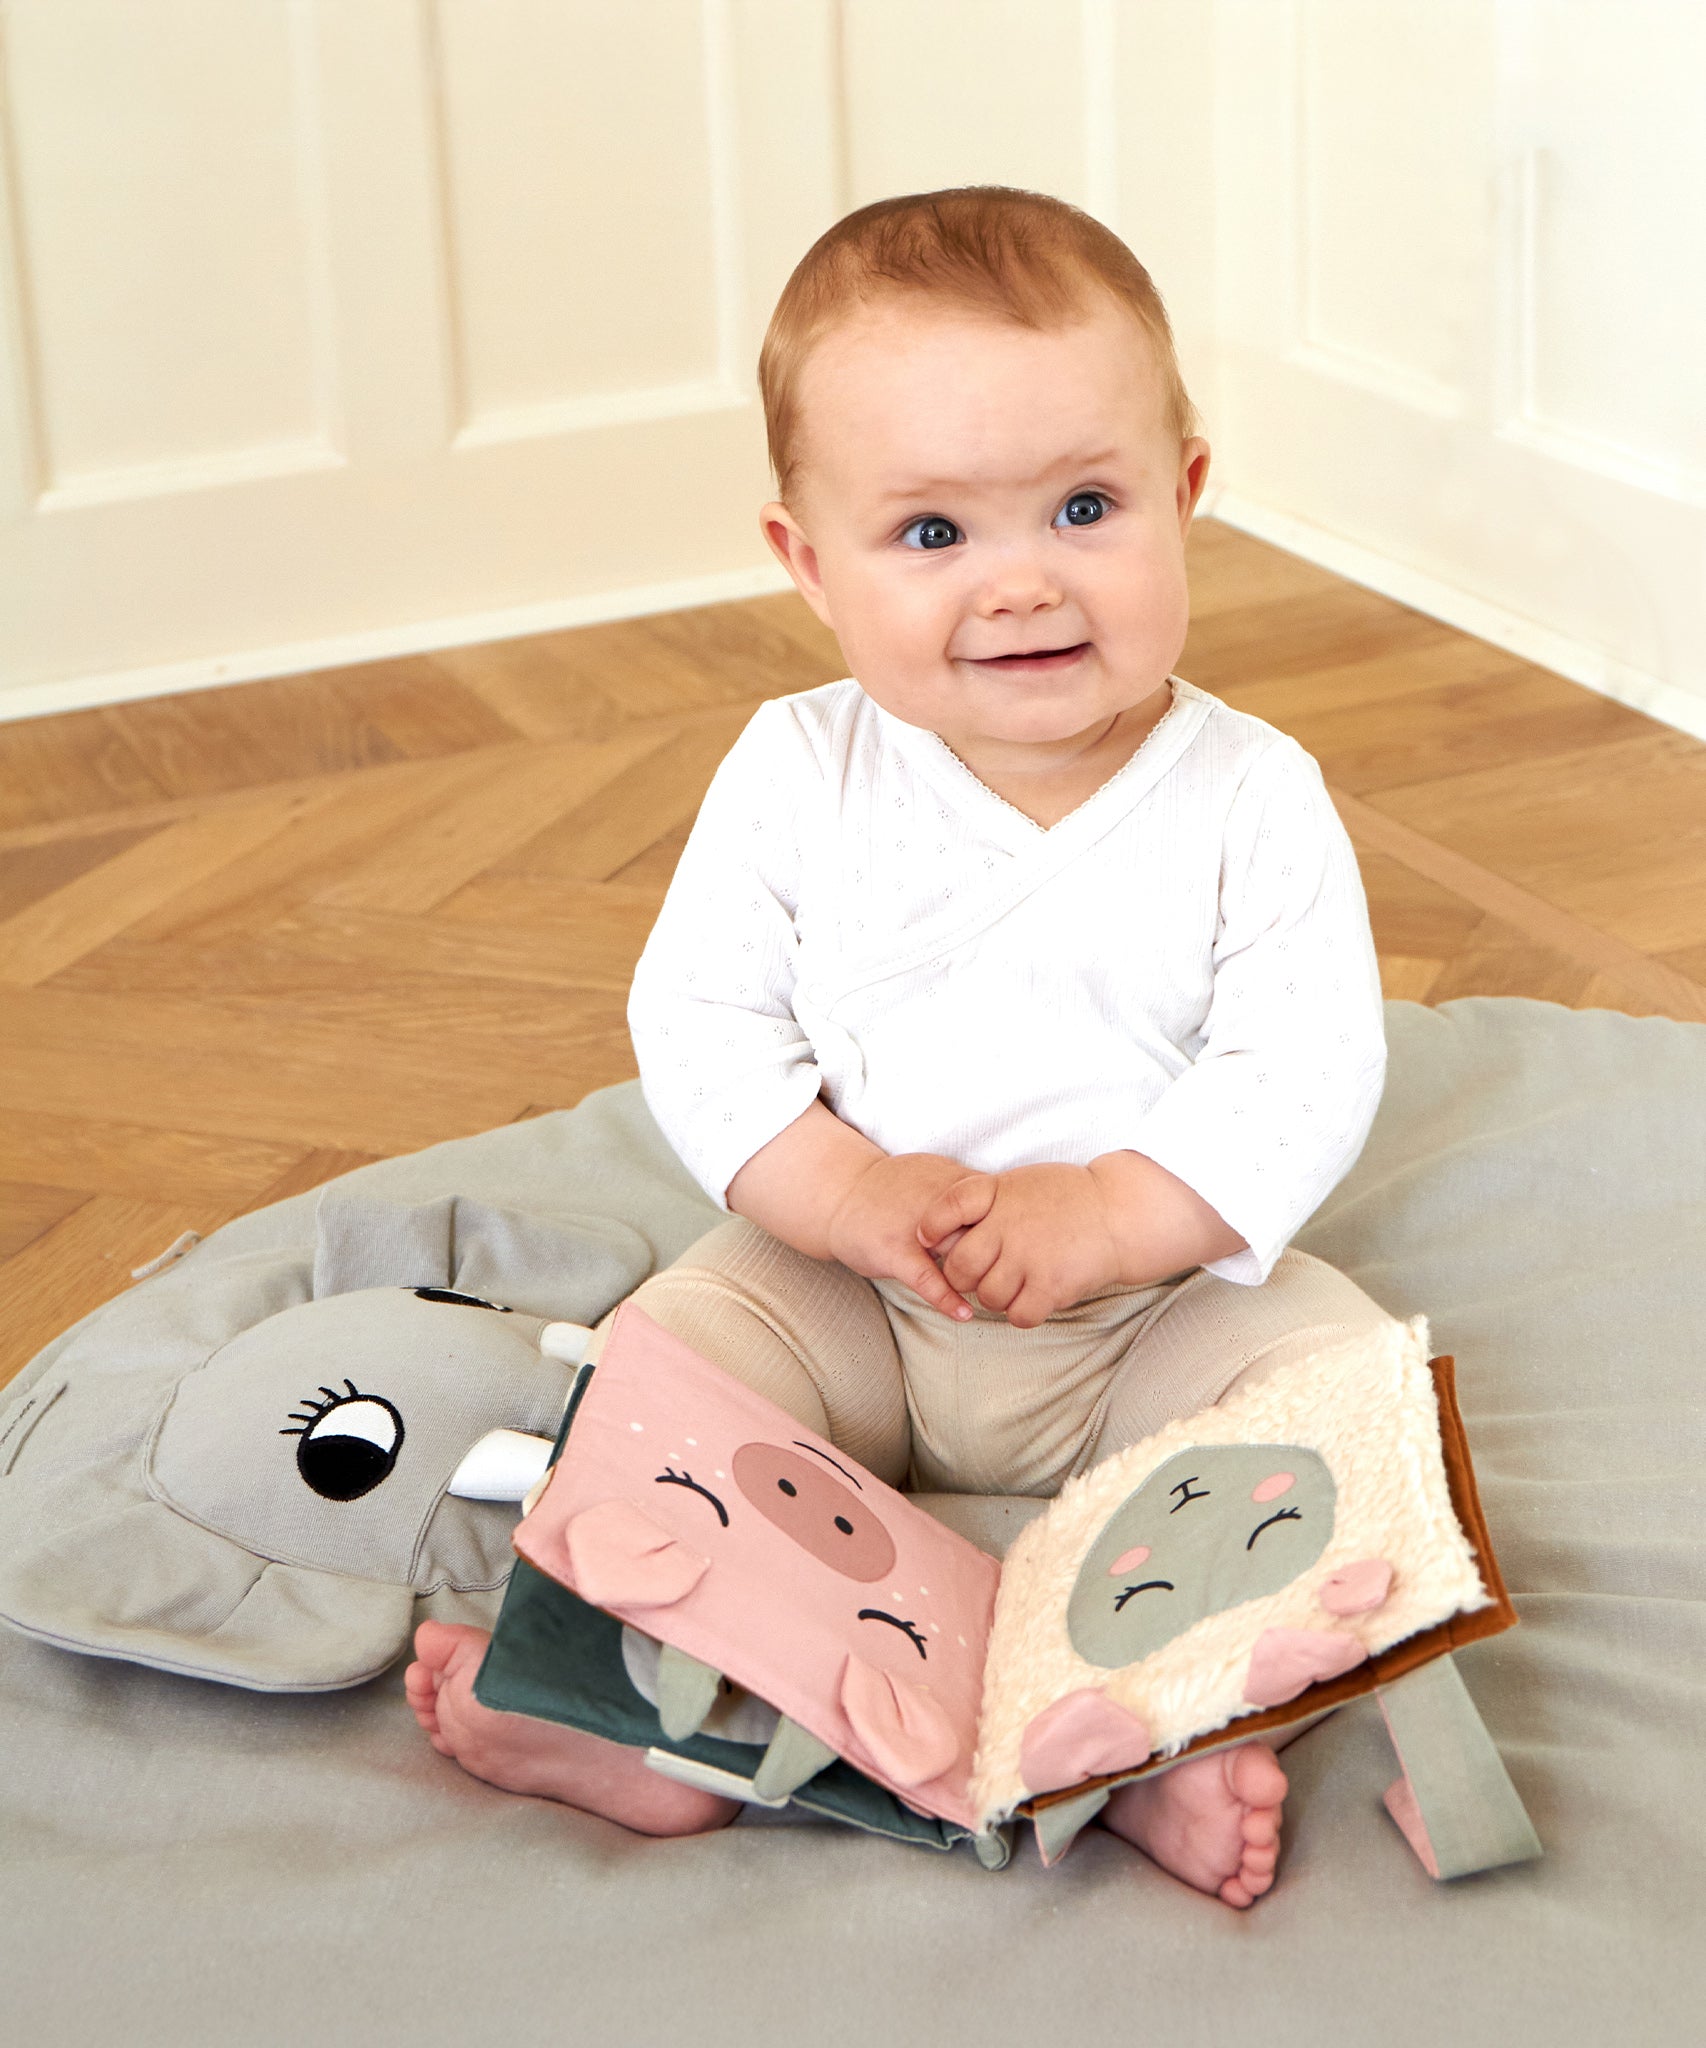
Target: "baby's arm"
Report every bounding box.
[728,1100,981,1320]
[925,735,1384,1325]
[918,1153,1245,1329]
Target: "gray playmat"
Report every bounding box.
[2,996,1702,2046]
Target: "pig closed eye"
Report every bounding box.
[857,1610,929,1659]
[1246,1507,1303,1549]
[655,1467,729,1527]
[1112,1580,1175,1611]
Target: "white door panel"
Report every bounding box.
[4,0,1214,715]
[1212,0,1706,735]
[0,0,841,707]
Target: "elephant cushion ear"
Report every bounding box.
[563,1499,710,1611]
[312,1191,456,1297]
[838,1654,961,1789]
[1019,1688,1152,1797]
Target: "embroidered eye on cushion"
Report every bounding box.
[145,1285,570,1590]
[283,1382,406,1501]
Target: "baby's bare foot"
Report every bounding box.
[1099,1742,1286,1908]
[405,1620,739,1838]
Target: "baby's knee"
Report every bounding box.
[608,1221,911,1484]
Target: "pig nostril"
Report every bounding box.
[835,1516,853,1534]
[777,1478,797,1497]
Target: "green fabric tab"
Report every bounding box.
[1031,1785,1110,1867]
[752,1714,839,1801]
[973,1825,1014,1871]
[1377,1654,1542,1880]
[654,1642,723,1741]
[475,1558,964,1852]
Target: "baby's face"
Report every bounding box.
[763,297,1208,775]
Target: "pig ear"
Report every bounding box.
[839,1655,961,1790]
[1019,1688,1152,1796]
[562,1499,710,1611]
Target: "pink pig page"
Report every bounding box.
[513,1303,999,1832]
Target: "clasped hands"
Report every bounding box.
[824,1151,1135,1330]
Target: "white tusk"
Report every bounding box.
[447,1428,555,1502]
[540,1321,596,1366]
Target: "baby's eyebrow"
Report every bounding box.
[874,447,1128,503]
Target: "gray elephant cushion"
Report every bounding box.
[0,1186,634,1691]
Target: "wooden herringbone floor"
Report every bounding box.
[3,520,1704,1387]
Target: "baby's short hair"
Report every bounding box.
[759,186,1195,504]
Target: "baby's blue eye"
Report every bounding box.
[901,516,962,551]
[1055,492,1108,528]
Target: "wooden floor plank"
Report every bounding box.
[1181,582,1451,689]
[491,709,752,884]
[0,1181,88,1260]
[0,788,324,986]
[0,823,160,923]
[0,981,636,1155]
[243,1147,384,1209]
[1275,665,1656,797]
[1333,784,1706,1021]
[102,656,520,801]
[0,1194,219,1386]
[120,750,483,944]
[0,703,167,832]
[0,1107,304,1206]
[1207,636,1537,726]
[5,519,1705,1398]
[312,727,670,916]
[1369,730,1706,956]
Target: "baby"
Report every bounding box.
[409,187,1394,1908]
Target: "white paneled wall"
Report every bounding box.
[0,0,1213,715]
[1,1,1701,737]
[1211,0,1706,737]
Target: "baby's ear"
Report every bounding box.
[757,501,833,625]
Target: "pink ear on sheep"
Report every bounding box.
[1019,1688,1153,1796]
[1317,1558,1395,1615]
[1244,1627,1368,1707]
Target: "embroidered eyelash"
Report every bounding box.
[856,1609,929,1660]
[655,1466,729,1526]
[1246,1507,1304,1550]
[280,1381,364,1437]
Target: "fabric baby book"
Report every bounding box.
[475,1302,1540,1878]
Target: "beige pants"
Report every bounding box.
[618,1220,1397,1498]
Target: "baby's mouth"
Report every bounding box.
[965,642,1091,674]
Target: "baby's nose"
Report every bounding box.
[976,545,1063,614]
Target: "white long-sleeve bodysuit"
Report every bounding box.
[628,675,1387,1287]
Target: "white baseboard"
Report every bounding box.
[1208,490,1706,745]
[0,560,797,727]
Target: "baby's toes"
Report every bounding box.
[1225,1741,1288,1816]
[403,1661,448,1743]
